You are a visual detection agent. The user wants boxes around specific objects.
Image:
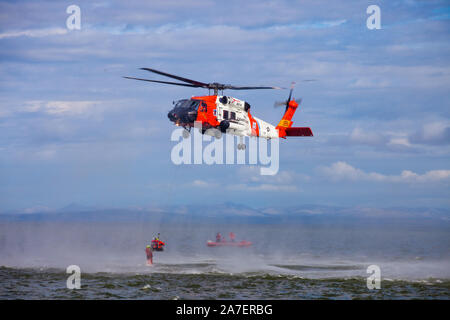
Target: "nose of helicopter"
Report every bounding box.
[167,107,197,124]
[167,109,177,122]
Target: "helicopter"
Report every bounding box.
[124,68,313,149]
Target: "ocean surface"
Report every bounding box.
[0,221,449,299]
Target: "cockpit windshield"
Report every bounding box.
[174,99,200,111]
[168,99,201,124]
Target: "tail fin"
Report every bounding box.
[277,99,310,137]
[275,82,313,138]
[276,99,299,129]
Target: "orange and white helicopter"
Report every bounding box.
[124,68,313,149]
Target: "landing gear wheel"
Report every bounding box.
[214,130,222,139]
[205,128,222,139]
[238,137,246,150]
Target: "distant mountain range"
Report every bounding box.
[0,202,449,226]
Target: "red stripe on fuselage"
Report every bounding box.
[192,95,220,128]
[247,111,259,137]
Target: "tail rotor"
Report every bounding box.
[273,80,314,110]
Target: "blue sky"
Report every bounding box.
[0,0,449,212]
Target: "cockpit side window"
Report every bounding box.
[191,100,200,109]
[230,112,236,120]
[223,110,229,119]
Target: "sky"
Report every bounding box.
[0,0,449,212]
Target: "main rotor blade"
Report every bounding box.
[134,67,288,91]
[226,86,285,90]
[274,101,287,108]
[286,81,296,102]
[287,89,293,102]
[140,68,208,87]
[123,77,200,87]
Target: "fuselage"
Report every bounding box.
[167,95,278,139]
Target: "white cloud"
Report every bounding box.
[410,122,450,145]
[22,205,54,214]
[23,100,99,116]
[421,122,449,140]
[387,137,412,148]
[399,170,450,183]
[190,169,302,192]
[349,128,388,146]
[320,161,450,184]
[0,28,67,39]
[258,19,347,31]
[34,148,57,160]
[234,166,307,192]
[191,180,218,188]
[45,101,98,115]
[232,183,299,192]
[326,125,450,152]
[238,166,310,184]
[350,78,392,88]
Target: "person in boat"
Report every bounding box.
[151,237,158,250]
[151,234,165,251]
[229,232,236,242]
[216,232,222,243]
